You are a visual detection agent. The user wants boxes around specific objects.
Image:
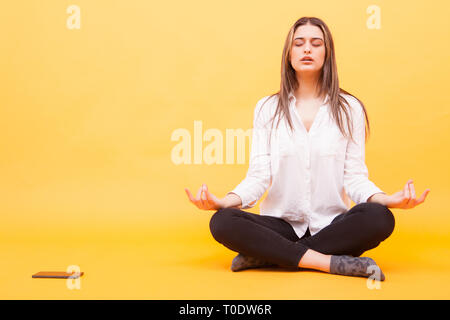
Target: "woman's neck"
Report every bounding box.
[294,73,321,101]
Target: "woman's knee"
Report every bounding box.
[209,208,236,242]
[360,202,395,240]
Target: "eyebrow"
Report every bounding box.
[294,37,323,41]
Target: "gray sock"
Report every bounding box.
[330,255,385,281]
[231,253,277,272]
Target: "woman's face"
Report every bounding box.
[290,24,326,75]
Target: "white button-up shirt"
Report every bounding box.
[227,92,385,238]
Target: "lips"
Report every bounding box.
[301,56,314,61]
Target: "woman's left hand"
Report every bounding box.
[384,179,430,209]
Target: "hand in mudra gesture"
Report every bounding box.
[385,179,430,209]
[185,184,223,211]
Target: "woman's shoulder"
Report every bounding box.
[254,94,279,118]
[256,94,279,110]
[340,92,361,107]
[251,94,279,128]
[339,92,364,117]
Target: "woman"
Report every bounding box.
[185,17,430,281]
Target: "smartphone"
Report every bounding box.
[32,271,84,279]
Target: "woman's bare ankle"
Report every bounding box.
[298,249,331,273]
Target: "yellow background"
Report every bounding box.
[1,0,449,299]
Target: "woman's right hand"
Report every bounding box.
[185,184,224,211]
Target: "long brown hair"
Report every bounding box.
[260,17,371,146]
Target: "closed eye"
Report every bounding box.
[295,44,322,47]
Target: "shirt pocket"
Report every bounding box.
[276,128,296,157]
[279,139,296,156]
[318,132,346,161]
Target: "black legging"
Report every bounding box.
[209,202,395,268]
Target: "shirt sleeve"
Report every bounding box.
[343,97,385,204]
[226,97,272,209]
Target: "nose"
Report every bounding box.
[304,44,311,54]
